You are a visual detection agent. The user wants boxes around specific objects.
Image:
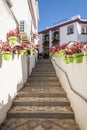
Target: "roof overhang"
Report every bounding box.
[39,18,87,34]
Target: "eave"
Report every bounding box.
[38,18,87,34]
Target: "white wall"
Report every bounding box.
[11,0,39,41]
[11,0,31,35]
[60,22,78,44]
[28,51,38,76]
[52,56,87,130]
[0,53,38,124]
[77,23,87,42]
[32,0,39,30]
[0,0,17,41]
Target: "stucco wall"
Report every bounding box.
[0,53,37,124]
[60,22,78,43]
[52,56,87,130]
[11,0,31,35]
[0,0,17,41]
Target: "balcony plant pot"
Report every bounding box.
[66,54,74,63]
[64,57,69,64]
[2,52,11,60]
[52,52,59,57]
[8,36,17,45]
[58,49,65,57]
[73,52,84,63]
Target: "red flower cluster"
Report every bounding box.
[7,29,19,37]
[49,43,68,54]
[65,41,83,55]
[0,41,12,52]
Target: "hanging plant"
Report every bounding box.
[7,29,19,45]
[1,43,13,60]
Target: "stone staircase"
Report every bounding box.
[0,59,81,130]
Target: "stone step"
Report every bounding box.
[21,86,62,93]
[31,73,56,76]
[7,106,74,119]
[25,82,60,87]
[0,118,81,130]
[13,97,70,106]
[29,76,58,80]
[17,92,66,98]
[35,66,53,68]
[24,84,61,88]
[28,78,58,82]
[33,67,54,70]
[32,70,55,73]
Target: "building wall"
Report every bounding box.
[52,56,87,130]
[77,23,87,42]
[0,53,37,124]
[32,0,39,31]
[0,0,17,41]
[11,0,39,43]
[0,0,39,124]
[11,0,32,40]
[60,22,78,44]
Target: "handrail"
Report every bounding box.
[52,58,87,103]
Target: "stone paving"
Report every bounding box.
[0,59,81,130]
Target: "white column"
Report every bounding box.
[39,33,43,53]
[49,30,52,47]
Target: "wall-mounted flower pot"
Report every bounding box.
[2,52,11,60]
[58,49,65,57]
[20,50,28,56]
[52,52,59,57]
[66,55,74,63]
[8,36,17,45]
[64,57,69,64]
[73,53,84,63]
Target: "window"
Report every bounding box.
[67,25,74,35]
[81,26,87,34]
[52,31,59,42]
[43,34,49,43]
[19,20,25,33]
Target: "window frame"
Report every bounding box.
[67,25,74,35]
[19,20,25,33]
[81,26,87,34]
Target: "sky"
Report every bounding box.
[38,0,87,32]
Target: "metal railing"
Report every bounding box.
[52,58,87,103]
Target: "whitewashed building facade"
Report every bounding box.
[0,0,39,43]
[0,0,39,124]
[38,15,87,54]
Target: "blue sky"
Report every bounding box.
[38,0,87,32]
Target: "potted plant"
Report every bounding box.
[13,45,23,55]
[21,42,31,56]
[65,41,84,63]
[64,44,74,64]
[1,43,12,60]
[7,29,19,45]
[50,43,68,58]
